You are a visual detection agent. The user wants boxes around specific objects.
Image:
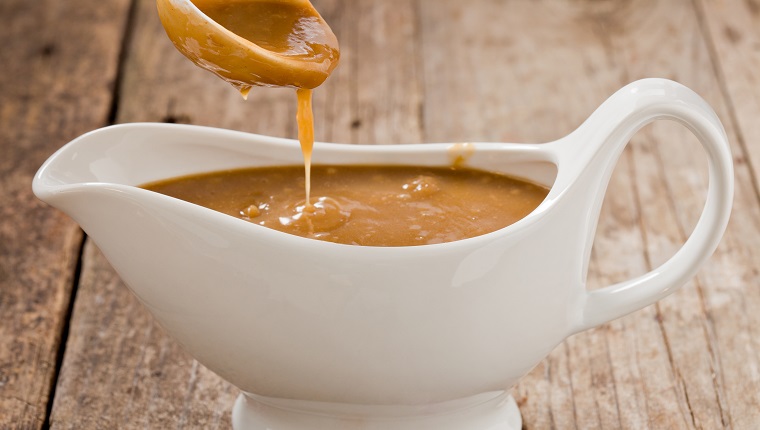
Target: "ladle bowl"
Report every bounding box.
[156,0,340,92]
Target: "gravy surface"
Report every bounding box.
[143,165,549,247]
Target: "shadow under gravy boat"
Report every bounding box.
[33,79,733,429]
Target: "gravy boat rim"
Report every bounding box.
[33,122,564,252]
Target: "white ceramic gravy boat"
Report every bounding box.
[33,79,733,429]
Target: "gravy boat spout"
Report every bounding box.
[33,79,733,430]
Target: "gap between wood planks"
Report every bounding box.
[41,0,140,427]
[41,236,87,430]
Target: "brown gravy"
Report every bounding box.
[142,165,549,247]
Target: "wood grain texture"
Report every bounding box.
[0,0,131,428]
[49,242,237,429]
[696,0,760,198]
[690,7,760,423]
[592,1,760,427]
[42,0,760,428]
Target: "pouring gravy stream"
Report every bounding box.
[157,0,338,209]
[155,0,549,246]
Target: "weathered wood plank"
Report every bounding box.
[696,0,760,198]
[691,3,760,424]
[420,0,625,144]
[605,3,733,427]
[616,1,760,427]
[0,0,131,428]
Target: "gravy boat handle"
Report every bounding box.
[550,78,734,332]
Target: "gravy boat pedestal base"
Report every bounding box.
[233,392,520,430]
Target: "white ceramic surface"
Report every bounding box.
[33,79,733,429]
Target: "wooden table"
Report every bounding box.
[2,0,759,428]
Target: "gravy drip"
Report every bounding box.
[296,88,314,207]
[143,165,550,247]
